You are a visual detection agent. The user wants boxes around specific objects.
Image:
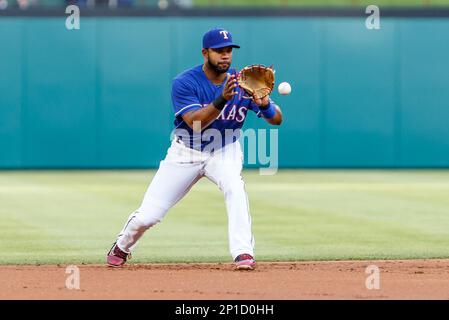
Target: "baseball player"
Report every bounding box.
[107,28,283,270]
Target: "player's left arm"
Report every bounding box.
[253,95,283,125]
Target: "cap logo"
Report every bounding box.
[219,30,229,39]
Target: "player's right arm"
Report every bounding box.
[172,75,237,132]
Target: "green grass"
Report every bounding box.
[1,170,449,265]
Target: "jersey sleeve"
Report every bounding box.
[248,97,277,118]
[171,79,202,118]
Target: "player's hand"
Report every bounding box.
[253,95,270,109]
[221,73,238,101]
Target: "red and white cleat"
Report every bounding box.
[234,254,256,270]
[106,242,130,267]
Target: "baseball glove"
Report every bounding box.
[237,64,275,100]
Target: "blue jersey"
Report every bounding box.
[171,64,273,152]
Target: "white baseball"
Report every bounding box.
[278,82,291,95]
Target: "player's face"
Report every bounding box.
[205,47,233,74]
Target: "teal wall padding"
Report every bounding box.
[0,17,448,168]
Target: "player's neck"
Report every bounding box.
[202,63,227,85]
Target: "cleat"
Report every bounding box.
[234,253,256,270]
[107,242,130,267]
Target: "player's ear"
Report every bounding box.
[201,48,208,59]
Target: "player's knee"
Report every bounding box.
[133,214,161,229]
[135,204,167,228]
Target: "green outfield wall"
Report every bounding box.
[1,16,448,168]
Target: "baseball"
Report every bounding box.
[278,82,291,95]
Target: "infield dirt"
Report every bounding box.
[1,259,449,299]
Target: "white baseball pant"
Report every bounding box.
[115,137,255,260]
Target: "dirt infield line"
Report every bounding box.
[1,259,449,300]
